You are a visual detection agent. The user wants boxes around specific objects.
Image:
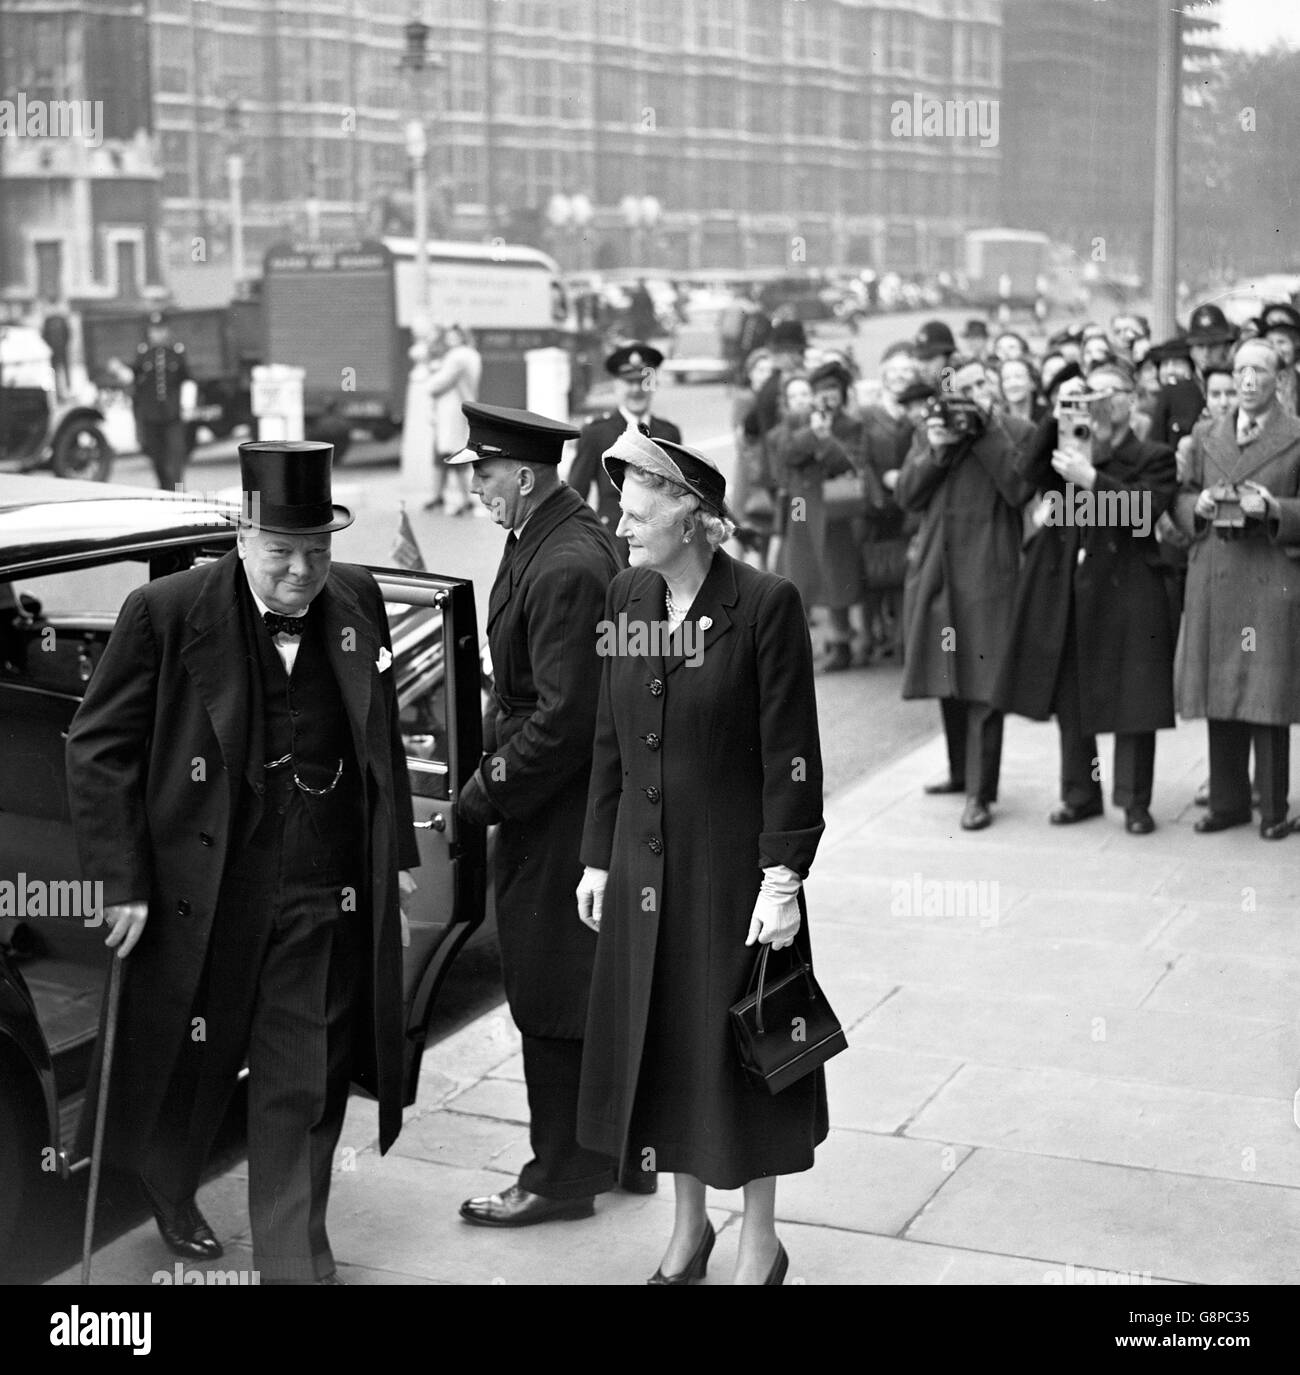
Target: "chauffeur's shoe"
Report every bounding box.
[923,777,965,795]
[1124,806,1155,835]
[1049,800,1104,825]
[1193,810,1251,834]
[1260,818,1291,840]
[141,1179,223,1260]
[960,799,992,831]
[459,1183,596,1228]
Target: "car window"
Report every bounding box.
[6,561,150,618]
[387,598,449,798]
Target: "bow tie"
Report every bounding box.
[264,610,308,637]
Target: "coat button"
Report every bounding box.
[177,899,191,916]
[646,836,663,855]
[648,678,664,696]
[644,786,660,804]
[199,832,213,846]
[642,732,661,751]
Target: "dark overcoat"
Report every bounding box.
[1172,406,1300,724]
[568,411,681,562]
[897,417,1033,704]
[993,421,1179,734]
[478,483,620,1037]
[65,551,417,1167]
[771,413,855,610]
[576,552,828,1190]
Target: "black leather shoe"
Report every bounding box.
[142,1179,223,1261]
[764,1243,790,1286]
[1193,781,1209,806]
[620,1169,658,1195]
[459,1183,596,1228]
[1260,819,1291,840]
[1049,801,1103,825]
[924,777,965,795]
[1193,810,1252,834]
[1124,806,1155,835]
[648,1219,715,1285]
[960,799,992,831]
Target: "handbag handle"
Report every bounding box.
[748,938,818,1036]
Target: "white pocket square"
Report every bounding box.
[376,646,393,673]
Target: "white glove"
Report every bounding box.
[745,865,802,950]
[576,867,608,932]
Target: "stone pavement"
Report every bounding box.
[57,713,1300,1286]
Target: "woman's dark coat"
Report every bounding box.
[897,416,1033,704]
[771,413,854,609]
[1172,406,1300,725]
[478,483,621,1037]
[994,419,1179,734]
[577,552,827,1189]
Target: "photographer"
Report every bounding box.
[993,362,1178,835]
[1173,338,1300,839]
[897,383,1033,830]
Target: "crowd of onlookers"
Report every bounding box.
[727,297,1300,837]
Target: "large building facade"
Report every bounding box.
[139,0,1004,293]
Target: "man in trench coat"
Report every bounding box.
[451,402,627,1226]
[1172,338,1300,838]
[992,361,1178,834]
[897,391,1033,830]
[65,442,418,1283]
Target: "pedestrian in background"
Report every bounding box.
[132,310,190,489]
[730,347,776,566]
[425,324,482,515]
[1173,339,1300,840]
[576,431,826,1285]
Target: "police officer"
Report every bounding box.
[568,343,681,564]
[132,310,190,489]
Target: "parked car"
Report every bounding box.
[0,327,112,481]
[0,474,487,1254]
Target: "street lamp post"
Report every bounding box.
[399,15,444,338]
[224,99,245,286]
[620,194,661,270]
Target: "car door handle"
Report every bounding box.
[414,814,445,832]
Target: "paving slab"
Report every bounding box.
[442,1076,530,1124]
[906,1148,1300,1286]
[1140,949,1300,1024]
[824,1044,965,1134]
[907,1063,1300,1187]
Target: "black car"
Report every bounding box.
[0,475,487,1253]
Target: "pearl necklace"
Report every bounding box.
[665,589,681,620]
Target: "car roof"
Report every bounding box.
[0,475,239,578]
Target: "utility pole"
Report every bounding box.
[1151,0,1180,339]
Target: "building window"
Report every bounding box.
[599,0,630,41]
[155,24,192,96]
[841,5,869,72]
[744,0,774,58]
[695,0,737,52]
[795,86,827,140]
[218,31,262,92]
[315,39,349,105]
[316,139,349,200]
[969,25,996,84]
[918,19,948,80]
[887,11,914,72]
[448,48,485,113]
[699,77,735,132]
[451,143,484,204]
[160,129,192,198]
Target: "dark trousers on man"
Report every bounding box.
[517,1034,619,1199]
[1207,719,1289,826]
[940,698,1004,803]
[139,418,187,489]
[141,785,360,1283]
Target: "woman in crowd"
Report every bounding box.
[730,347,776,567]
[996,356,1045,426]
[425,323,482,514]
[575,430,827,1285]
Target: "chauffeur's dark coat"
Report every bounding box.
[65,550,418,1167]
[576,552,828,1189]
[567,411,681,562]
[478,483,620,1037]
[993,420,1179,734]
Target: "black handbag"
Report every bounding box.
[730,932,847,1095]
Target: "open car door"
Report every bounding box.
[376,570,487,1104]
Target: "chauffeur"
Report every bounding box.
[66,442,418,1283]
[132,310,191,489]
[451,402,633,1226]
[567,343,682,564]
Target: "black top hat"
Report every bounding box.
[1186,303,1236,345]
[769,319,808,352]
[809,360,854,395]
[605,341,665,377]
[603,433,733,523]
[914,320,956,360]
[1259,303,1300,339]
[238,440,354,534]
[445,401,579,466]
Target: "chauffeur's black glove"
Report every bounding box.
[458,768,504,828]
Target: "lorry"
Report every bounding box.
[964,228,1051,312]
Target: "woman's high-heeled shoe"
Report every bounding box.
[647,1218,715,1285]
[763,1243,789,1286]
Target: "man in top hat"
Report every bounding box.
[568,342,682,564]
[449,402,631,1226]
[132,309,191,489]
[66,441,418,1282]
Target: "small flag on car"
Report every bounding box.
[390,501,426,571]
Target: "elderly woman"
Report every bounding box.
[575,429,827,1285]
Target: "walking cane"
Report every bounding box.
[81,953,124,1286]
